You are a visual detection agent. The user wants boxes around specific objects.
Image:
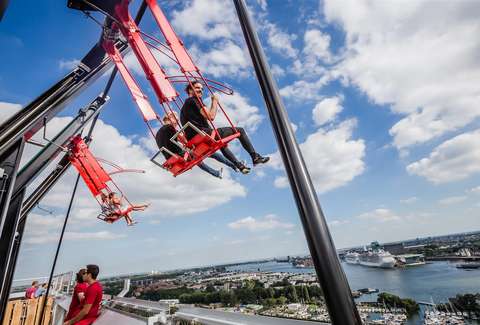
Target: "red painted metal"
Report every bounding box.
[102,40,158,121]
[145,0,197,73]
[162,131,241,177]
[115,0,177,103]
[68,135,111,197]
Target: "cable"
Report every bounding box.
[37,173,80,324]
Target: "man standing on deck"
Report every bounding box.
[63,264,103,325]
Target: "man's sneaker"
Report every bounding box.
[253,154,270,166]
[217,168,224,179]
[236,162,251,174]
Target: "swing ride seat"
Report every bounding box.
[158,122,241,177]
[68,135,145,224]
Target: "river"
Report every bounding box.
[226,260,480,324]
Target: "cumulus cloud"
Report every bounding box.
[209,92,263,133]
[328,220,350,227]
[271,64,286,78]
[438,196,467,205]
[228,214,295,231]
[312,95,344,126]
[407,130,480,183]
[22,213,126,244]
[468,186,480,194]
[264,22,298,58]
[171,0,239,41]
[323,0,480,149]
[356,208,401,223]
[280,76,332,101]
[400,197,418,204]
[270,119,365,193]
[190,41,251,79]
[273,176,288,189]
[0,101,22,122]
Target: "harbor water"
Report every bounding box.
[227,260,480,324]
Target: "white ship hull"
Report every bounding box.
[358,258,395,269]
[345,253,359,265]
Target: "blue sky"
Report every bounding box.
[1,0,480,280]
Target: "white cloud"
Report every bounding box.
[0,101,22,122]
[264,22,298,58]
[171,0,239,41]
[228,214,294,231]
[328,220,350,227]
[438,196,467,205]
[22,212,126,244]
[290,122,298,133]
[312,95,344,126]
[190,41,251,79]
[323,0,480,149]
[303,29,332,64]
[270,119,365,193]
[400,197,418,204]
[468,186,480,194]
[256,0,267,11]
[288,29,333,77]
[59,58,80,70]
[271,64,286,78]
[356,208,401,223]
[407,130,480,183]
[279,76,332,101]
[205,92,263,134]
[273,176,288,189]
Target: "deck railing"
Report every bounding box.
[2,296,53,325]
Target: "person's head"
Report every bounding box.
[76,268,86,283]
[41,283,48,289]
[31,280,39,287]
[162,111,178,126]
[185,81,203,97]
[83,264,100,282]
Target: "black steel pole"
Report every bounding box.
[0,189,25,320]
[0,0,9,21]
[38,174,80,325]
[232,1,362,324]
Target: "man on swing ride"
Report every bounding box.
[180,81,269,174]
[155,111,238,178]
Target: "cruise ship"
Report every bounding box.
[345,242,396,269]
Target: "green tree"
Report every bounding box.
[285,285,299,303]
[302,285,310,303]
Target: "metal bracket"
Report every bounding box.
[170,122,213,153]
[150,148,176,169]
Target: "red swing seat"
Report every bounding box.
[160,127,240,177]
[67,135,143,224]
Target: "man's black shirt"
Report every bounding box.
[180,96,211,139]
[155,125,183,159]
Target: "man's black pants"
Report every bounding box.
[208,127,256,166]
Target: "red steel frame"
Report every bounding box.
[67,135,136,220]
[102,0,242,177]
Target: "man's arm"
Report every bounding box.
[63,304,92,325]
[199,95,219,120]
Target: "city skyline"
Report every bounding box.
[1,0,480,279]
